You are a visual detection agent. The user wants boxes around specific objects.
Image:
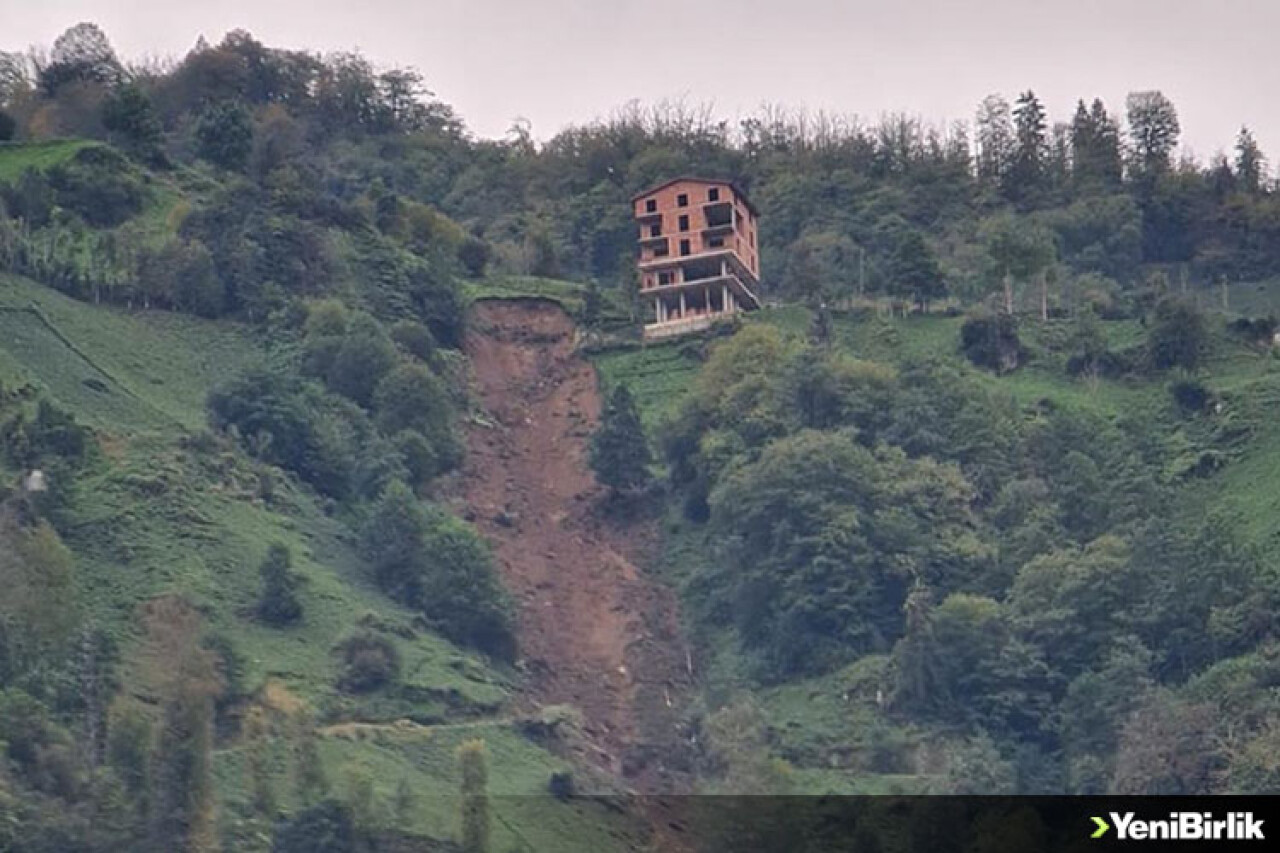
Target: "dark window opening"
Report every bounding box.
[678,214,689,231]
[709,187,720,201]
[653,240,669,257]
[645,199,657,212]
[658,271,674,285]
[679,239,691,256]
[708,236,725,248]
[649,224,661,237]
[677,193,689,207]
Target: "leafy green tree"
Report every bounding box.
[589,385,651,494]
[257,543,302,626]
[887,228,946,310]
[1147,296,1207,370]
[196,101,253,171]
[171,240,226,318]
[102,83,162,160]
[980,214,1055,314]
[361,482,514,656]
[1126,91,1180,178]
[324,314,397,408]
[975,94,1014,190]
[373,363,460,476]
[39,22,122,94]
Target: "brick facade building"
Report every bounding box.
[632,177,762,339]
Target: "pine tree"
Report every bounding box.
[1235,126,1266,194]
[457,739,490,853]
[589,385,651,494]
[1008,90,1048,204]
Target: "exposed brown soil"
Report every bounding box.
[454,299,693,795]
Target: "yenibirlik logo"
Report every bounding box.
[1091,812,1265,841]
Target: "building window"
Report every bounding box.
[645,199,657,213]
[709,187,720,201]
[679,239,691,256]
[649,224,661,237]
[654,241,669,257]
[708,236,724,248]
[659,271,674,285]
[678,214,689,232]
[677,193,689,207]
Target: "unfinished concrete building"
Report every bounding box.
[632,177,761,339]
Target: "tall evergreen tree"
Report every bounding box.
[1235,126,1266,193]
[589,385,651,494]
[1008,90,1048,203]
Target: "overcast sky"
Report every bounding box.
[4,0,1278,164]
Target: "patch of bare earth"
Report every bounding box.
[453,299,693,798]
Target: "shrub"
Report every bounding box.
[389,320,436,361]
[334,631,400,693]
[45,146,146,227]
[458,235,490,278]
[1228,316,1277,345]
[960,312,1024,373]
[0,110,15,142]
[1170,378,1211,413]
[257,543,303,626]
[1147,297,1208,371]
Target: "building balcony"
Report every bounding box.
[636,208,663,222]
[638,232,668,247]
[639,271,761,310]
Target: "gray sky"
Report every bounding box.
[3,0,1277,165]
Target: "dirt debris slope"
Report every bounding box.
[456,299,692,793]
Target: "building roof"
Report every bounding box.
[631,176,760,216]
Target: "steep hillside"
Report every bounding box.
[0,274,648,851]
[592,302,1280,797]
[455,299,692,790]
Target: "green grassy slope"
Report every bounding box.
[0,139,96,182]
[0,271,641,851]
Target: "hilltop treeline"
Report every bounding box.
[5,24,1280,321]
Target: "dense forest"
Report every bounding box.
[2,21,1280,853]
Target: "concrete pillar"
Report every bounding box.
[722,284,729,315]
[679,290,686,318]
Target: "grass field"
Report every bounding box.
[0,139,96,183]
[1,274,263,429]
[1,271,647,851]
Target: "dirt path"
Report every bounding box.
[455,299,692,794]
